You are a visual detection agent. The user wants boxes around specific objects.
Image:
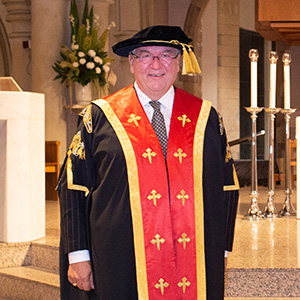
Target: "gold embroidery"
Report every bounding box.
[178,233,191,250]
[93,99,149,300]
[67,154,89,196]
[224,164,240,191]
[194,99,211,299]
[178,277,191,294]
[128,113,142,127]
[218,112,224,135]
[224,143,240,191]
[66,131,89,195]
[142,148,157,163]
[178,114,191,127]
[147,190,161,206]
[69,131,85,160]
[174,148,187,163]
[155,278,169,295]
[151,234,165,250]
[80,105,93,133]
[225,144,233,163]
[177,190,189,206]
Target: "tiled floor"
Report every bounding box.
[229,186,299,270]
[34,199,60,248]
[225,299,300,300]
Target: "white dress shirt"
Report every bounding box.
[134,81,175,136]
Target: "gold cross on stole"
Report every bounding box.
[176,190,189,206]
[178,114,191,127]
[173,148,187,164]
[155,278,169,295]
[147,190,161,206]
[178,277,191,294]
[142,148,156,163]
[178,233,190,250]
[128,113,141,127]
[151,234,165,250]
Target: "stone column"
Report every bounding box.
[110,0,169,92]
[140,0,168,28]
[2,0,31,91]
[88,0,115,37]
[31,0,68,162]
[217,0,240,158]
[109,0,140,92]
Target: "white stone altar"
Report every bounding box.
[0,77,45,242]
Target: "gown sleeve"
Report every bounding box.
[57,104,96,254]
[218,112,240,252]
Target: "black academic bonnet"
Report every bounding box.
[112,25,192,57]
[112,25,201,76]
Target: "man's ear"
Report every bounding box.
[128,55,135,74]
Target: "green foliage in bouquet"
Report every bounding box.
[52,0,114,90]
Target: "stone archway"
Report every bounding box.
[182,0,240,158]
[180,0,209,98]
[0,17,11,76]
[1,0,31,90]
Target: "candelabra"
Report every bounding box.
[279,52,296,217]
[264,108,280,218]
[244,107,265,220]
[279,108,297,216]
[244,49,265,221]
[264,51,280,218]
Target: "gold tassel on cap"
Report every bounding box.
[182,45,193,75]
[182,45,201,76]
[188,45,201,75]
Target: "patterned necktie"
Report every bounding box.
[149,101,168,157]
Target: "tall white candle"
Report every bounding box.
[269,51,278,108]
[249,49,259,108]
[282,52,291,109]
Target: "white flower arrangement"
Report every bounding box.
[52,0,115,96]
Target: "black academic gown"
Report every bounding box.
[58,85,239,300]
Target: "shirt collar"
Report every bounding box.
[134,81,174,111]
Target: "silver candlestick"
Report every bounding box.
[279,108,297,217]
[264,107,281,218]
[244,107,265,220]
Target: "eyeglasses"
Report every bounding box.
[130,51,180,64]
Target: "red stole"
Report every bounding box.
[93,85,211,300]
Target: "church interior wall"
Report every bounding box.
[168,0,190,28]
[202,0,218,108]
[0,1,12,77]
[30,0,68,164]
[239,0,255,32]
[275,44,300,174]
[217,0,240,158]
[0,1,11,36]
[290,46,300,134]
[1,0,300,166]
[0,18,11,76]
[109,0,141,94]
[1,0,31,91]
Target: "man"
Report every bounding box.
[58,25,239,300]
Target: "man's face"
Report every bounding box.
[129,46,180,100]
